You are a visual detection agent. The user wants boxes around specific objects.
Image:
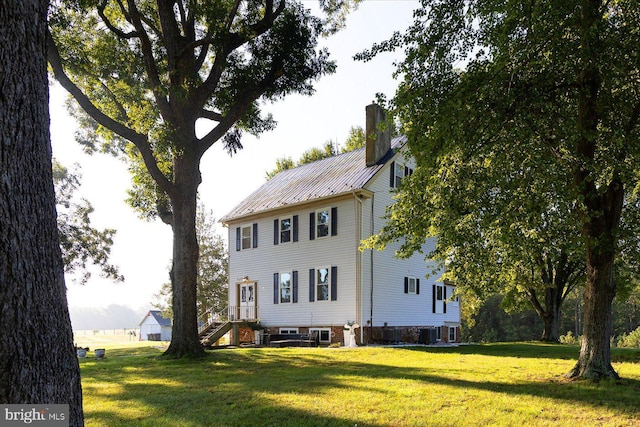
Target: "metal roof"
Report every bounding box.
[221,136,406,223]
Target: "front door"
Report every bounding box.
[239,282,255,320]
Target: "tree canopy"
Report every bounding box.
[359,0,640,379]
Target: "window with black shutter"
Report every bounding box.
[308,269,315,302]
[273,273,279,304]
[390,161,395,187]
[239,225,255,250]
[331,266,337,301]
[252,223,258,248]
[404,277,419,294]
[331,207,337,236]
[273,219,279,245]
[292,270,298,303]
[310,208,336,239]
[292,215,299,242]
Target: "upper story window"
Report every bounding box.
[390,161,414,188]
[274,215,298,245]
[236,223,258,251]
[309,207,337,240]
[241,225,252,250]
[317,210,330,238]
[404,276,420,294]
[280,218,291,243]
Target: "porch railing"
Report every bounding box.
[228,305,259,322]
[198,306,229,334]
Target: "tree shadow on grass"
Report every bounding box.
[78,345,640,426]
[400,342,640,363]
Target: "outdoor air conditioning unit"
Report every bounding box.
[418,328,438,344]
[382,328,402,343]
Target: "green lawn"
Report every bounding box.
[78,343,640,426]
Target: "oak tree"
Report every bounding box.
[0,1,83,423]
[47,0,354,357]
[360,0,640,379]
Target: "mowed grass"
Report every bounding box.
[78,343,640,426]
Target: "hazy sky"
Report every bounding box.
[50,1,419,312]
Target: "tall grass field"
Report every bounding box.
[78,343,640,426]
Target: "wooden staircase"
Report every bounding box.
[198,306,261,347]
[198,307,230,347]
[199,321,232,346]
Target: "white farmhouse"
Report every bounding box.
[219,104,461,346]
[139,310,172,342]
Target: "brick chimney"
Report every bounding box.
[365,103,391,166]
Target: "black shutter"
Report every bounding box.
[309,212,315,240]
[235,227,241,251]
[331,207,338,236]
[404,277,408,294]
[390,161,395,187]
[443,286,447,313]
[432,285,436,313]
[252,223,258,248]
[293,215,299,242]
[273,273,279,304]
[405,166,410,178]
[416,279,420,295]
[309,269,315,302]
[292,271,298,303]
[273,219,279,245]
[331,266,337,301]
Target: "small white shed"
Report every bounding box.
[139,310,172,341]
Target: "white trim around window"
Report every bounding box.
[310,328,332,343]
[279,271,292,304]
[448,326,456,342]
[316,208,330,238]
[316,266,330,301]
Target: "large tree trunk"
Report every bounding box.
[568,255,617,379]
[164,154,204,357]
[540,305,561,343]
[0,1,84,424]
[566,0,624,380]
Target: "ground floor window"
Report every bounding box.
[279,328,298,334]
[448,326,456,342]
[436,326,442,341]
[309,328,331,343]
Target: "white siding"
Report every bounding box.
[226,147,461,332]
[228,197,360,328]
[362,154,459,328]
[139,316,172,341]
